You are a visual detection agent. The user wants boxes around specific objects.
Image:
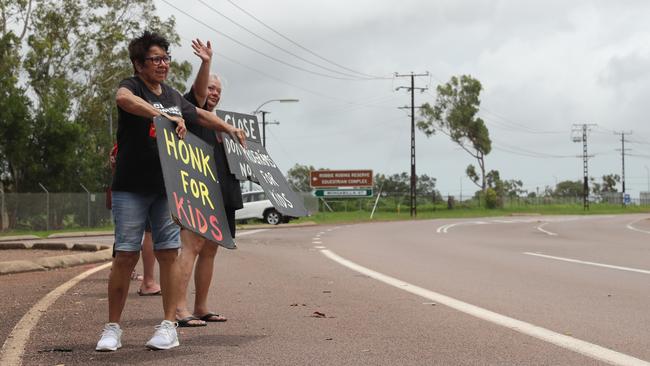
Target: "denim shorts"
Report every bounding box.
[112,191,180,252]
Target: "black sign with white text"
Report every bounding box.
[217,110,259,182]
[216,109,307,218]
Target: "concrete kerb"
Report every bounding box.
[0,235,40,242]
[0,223,315,275]
[0,241,112,275]
[47,231,113,238]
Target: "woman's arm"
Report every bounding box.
[116,87,160,119]
[116,87,186,138]
[195,108,246,146]
[191,39,212,107]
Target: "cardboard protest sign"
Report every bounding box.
[242,140,309,218]
[154,116,235,249]
[216,110,262,144]
[216,109,308,218]
[216,110,260,182]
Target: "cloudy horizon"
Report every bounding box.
[155,0,650,197]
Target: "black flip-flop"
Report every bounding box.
[196,312,227,322]
[137,289,161,296]
[177,315,207,327]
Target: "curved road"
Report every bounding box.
[3,214,650,365]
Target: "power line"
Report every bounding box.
[423,89,566,135]
[160,0,368,80]
[224,0,389,80]
[492,139,576,159]
[196,0,382,80]
[174,33,395,110]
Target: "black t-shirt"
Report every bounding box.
[184,88,243,209]
[112,76,198,194]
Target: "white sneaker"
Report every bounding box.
[96,323,122,351]
[145,320,179,350]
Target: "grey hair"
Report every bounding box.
[209,73,222,84]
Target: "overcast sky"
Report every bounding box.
[155,0,650,197]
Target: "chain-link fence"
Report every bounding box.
[0,191,112,231]
[312,191,650,213]
[0,191,321,231]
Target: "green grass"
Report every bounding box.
[291,203,650,225]
[2,204,649,236]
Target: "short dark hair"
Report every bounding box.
[128,31,170,74]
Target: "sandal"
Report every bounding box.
[137,289,161,296]
[195,312,227,322]
[177,315,207,327]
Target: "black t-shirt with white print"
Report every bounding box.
[112,76,198,194]
[184,88,243,209]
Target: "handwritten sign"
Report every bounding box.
[217,110,260,182]
[240,139,309,218]
[154,116,234,249]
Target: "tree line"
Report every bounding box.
[0,0,189,193]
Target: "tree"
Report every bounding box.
[287,164,318,191]
[601,174,620,193]
[555,180,585,197]
[0,0,192,192]
[374,172,441,200]
[418,75,491,191]
[0,31,33,191]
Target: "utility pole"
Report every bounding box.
[571,124,596,210]
[258,111,281,148]
[614,131,632,206]
[395,71,429,217]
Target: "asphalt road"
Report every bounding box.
[3,214,650,365]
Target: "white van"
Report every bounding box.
[236,190,290,225]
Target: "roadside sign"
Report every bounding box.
[310,170,373,188]
[313,189,373,197]
[624,193,631,205]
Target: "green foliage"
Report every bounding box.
[555,180,585,197]
[0,0,191,192]
[0,32,33,191]
[601,174,620,193]
[485,188,498,209]
[374,172,441,199]
[485,169,525,200]
[418,75,491,190]
[287,163,318,191]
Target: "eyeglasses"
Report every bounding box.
[144,55,172,65]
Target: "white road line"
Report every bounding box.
[435,224,450,233]
[320,249,650,366]
[440,223,463,233]
[524,252,650,275]
[238,229,268,237]
[312,241,322,244]
[0,262,113,366]
[314,246,326,249]
[626,218,650,235]
[536,223,558,236]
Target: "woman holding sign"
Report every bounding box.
[96,31,246,352]
[174,39,243,327]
